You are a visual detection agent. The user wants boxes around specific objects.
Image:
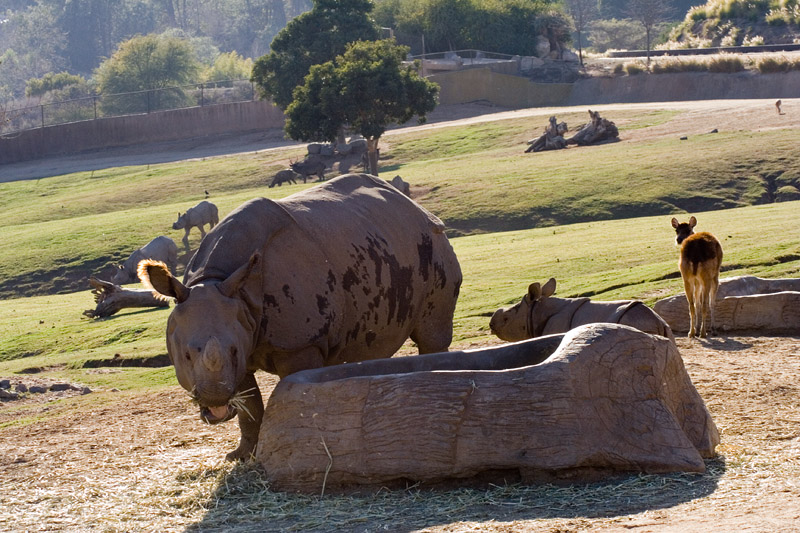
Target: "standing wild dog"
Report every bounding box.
[671,216,723,338]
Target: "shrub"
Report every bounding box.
[756,56,791,73]
[708,55,746,73]
[613,63,625,76]
[624,62,646,75]
[742,34,766,46]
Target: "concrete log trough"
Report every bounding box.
[654,276,800,334]
[256,323,719,493]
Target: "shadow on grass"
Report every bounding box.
[187,456,725,532]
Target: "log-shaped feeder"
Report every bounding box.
[256,323,719,493]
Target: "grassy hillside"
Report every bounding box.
[1,106,799,300]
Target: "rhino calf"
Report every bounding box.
[490,278,673,342]
[111,236,178,285]
[173,200,219,250]
[269,169,300,188]
[140,174,462,461]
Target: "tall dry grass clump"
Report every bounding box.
[707,54,746,73]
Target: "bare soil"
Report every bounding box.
[1,100,799,531]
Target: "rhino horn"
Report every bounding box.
[201,337,224,373]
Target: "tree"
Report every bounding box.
[565,0,597,66]
[94,34,199,114]
[628,0,673,65]
[251,0,379,109]
[285,39,438,176]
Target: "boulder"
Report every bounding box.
[256,323,718,493]
[654,276,800,333]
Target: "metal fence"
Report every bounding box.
[1,79,256,135]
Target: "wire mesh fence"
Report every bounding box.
[1,79,256,135]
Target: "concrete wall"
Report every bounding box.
[1,100,285,165]
[429,68,572,108]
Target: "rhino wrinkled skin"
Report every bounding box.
[141,174,462,460]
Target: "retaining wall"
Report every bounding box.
[1,100,284,165]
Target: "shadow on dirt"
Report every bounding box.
[187,456,725,532]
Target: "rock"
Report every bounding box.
[50,383,71,392]
[257,323,718,493]
[29,386,47,394]
[0,379,9,389]
[15,383,28,393]
[535,36,550,58]
[0,389,18,400]
[81,387,92,395]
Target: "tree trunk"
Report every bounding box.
[366,138,380,176]
[83,277,169,319]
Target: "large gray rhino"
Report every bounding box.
[139,174,462,460]
[111,236,178,285]
[490,278,673,342]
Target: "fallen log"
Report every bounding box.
[566,109,619,146]
[525,116,567,152]
[257,323,718,493]
[83,277,169,318]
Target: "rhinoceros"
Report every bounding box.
[268,169,300,188]
[172,200,219,250]
[490,278,673,342]
[111,236,178,285]
[139,173,462,461]
[290,157,326,183]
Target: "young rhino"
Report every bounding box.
[111,236,178,285]
[173,200,219,250]
[490,278,673,342]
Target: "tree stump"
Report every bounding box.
[525,116,568,152]
[83,277,169,318]
[566,109,619,146]
[256,324,718,493]
[654,276,800,334]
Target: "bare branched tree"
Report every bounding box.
[628,0,673,66]
[566,0,598,67]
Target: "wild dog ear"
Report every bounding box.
[139,260,191,303]
[527,282,541,303]
[671,217,679,229]
[541,278,557,299]
[219,252,262,298]
[689,216,697,228]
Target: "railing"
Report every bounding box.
[409,49,520,62]
[1,79,256,135]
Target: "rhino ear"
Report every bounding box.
[139,260,190,303]
[689,216,697,228]
[671,217,679,229]
[527,282,541,302]
[541,278,557,299]
[219,252,262,298]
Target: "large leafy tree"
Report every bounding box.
[94,33,199,114]
[285,39,438,176]
[251,0,379,109]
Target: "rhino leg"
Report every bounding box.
[182,230,191,252]
[410,311,455,354]
[225,373,264,462]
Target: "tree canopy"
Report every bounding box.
[94,34,199,114]
[251,0,379,109]
[284,39,439,175]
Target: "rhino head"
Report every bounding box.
[138,255,261,424]
[172,212,186,230]
[489,278,557,341]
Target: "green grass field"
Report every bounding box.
[1,106,799,396]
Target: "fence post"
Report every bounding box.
[201,83,204,107]
[147,90,151,113]
[94,96,98,120]
[41,105,45,128]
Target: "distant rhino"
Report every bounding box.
[269,169,300,188]
[111,236,178,285]
[490,278,673,342]
[390,175,411,197]
[172,200,219,250]
[139,174,462,461]
[290,157,326,183]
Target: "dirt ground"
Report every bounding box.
[1,334,799,532]
[1,100,799,531]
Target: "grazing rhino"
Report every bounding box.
[139,173,462,461]
[269,169,300,188]
[290,157,326,183]
[111,236,178,285]
[173,200,219,250]
[490,278,673,342]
